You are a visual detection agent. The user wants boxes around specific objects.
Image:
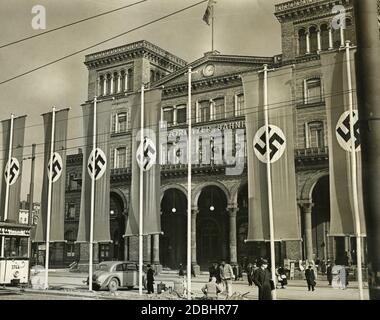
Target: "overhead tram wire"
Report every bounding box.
[0,0,209,86]
[0,0,148,49]
[0,89,358,153]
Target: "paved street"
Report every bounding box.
[0,270,370,300]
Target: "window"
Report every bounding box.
[344,18,354,43]
[120,70,126,91]
[304,78,322,104]
[213,98,225,120]
[305,121,325,148]
[298,29,307,55]
[65,231,76,258]
[163,107,174,125]
[113,72,118,94]
[99,244,110,260]
[199,101,210,122]
[4,237,28,257]
[309,26,318,53]
[106,74,112,95]
[99,75,105,96]
[114,147,127,169]
[66,203,76,220]
[67,173,78,191]
[176,105,187,124]
[112,112,129,133]
[235,93,244,117]
[320,24,329,51]
[127,68,133,91]
[150,70,155,83]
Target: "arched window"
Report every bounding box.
[106,74,112,95]
[176,105,187,124]
[298,29,307,55]
[150,70,155,83]
[127,68,133,92]
[156,71,160,81]
[99,75,105,96]
[309,26,318,53]
[199,100,211,122]
[320,24,329,51]
[305,121,325,148]
[120,70,126,92]
[163,107,174,126]
[113,72,118,94]
[333,25,341,48]
[344,17,354,43]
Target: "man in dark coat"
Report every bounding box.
[253,259,273,300]
[146,264,155,294]
[305,265,316,291]
[326,261,333,285]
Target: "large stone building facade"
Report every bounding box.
[43,0,375,271]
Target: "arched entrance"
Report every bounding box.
[160,188,187,269]
[99,192,125,261]
[197,186,228,269]
[310,176,331,261]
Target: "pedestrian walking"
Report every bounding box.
[191,264,196,277]
[209,263,218,281]
[201,276,223,300]
[146,264,155,294]
[253,259,273,300]
[326,261,333,285]
[246,263,254,286]
[305,265,316,291]
[219,260,235,297]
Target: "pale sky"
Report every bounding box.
[0,0,283,201]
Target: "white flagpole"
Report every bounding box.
[139,85,145,296]
[345,41,364,300]
[89,97,97,291]
[1,114,14,258]
[187,67,192,300]
[263,64,277,300]
[44,107,56,290]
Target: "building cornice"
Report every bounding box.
[84,40,187,71]
[274,0,352,23]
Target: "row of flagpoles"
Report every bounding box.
[0,44,365,300]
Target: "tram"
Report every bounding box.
[0,222,31,286]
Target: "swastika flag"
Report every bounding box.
[34,109,69,242]
[242,66,300,241]
[77,98,111,243]
[124,89,162,236]
[0,115,26,222]
[321,49,366,236]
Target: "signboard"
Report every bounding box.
[0,227,30,237]
[19,209,29,225]
[290,262,295,280]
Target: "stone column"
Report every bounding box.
[173,105,177,126]
[317,29,322,52]
[124,72,128,92]
[227,205,238,265]
[340,25,345,47]
[152,234,162,273]
[110,74,114,94]
[191,208,200,274]
[103,77,107,96]
[144,235,152,264]
[117,73,121,93]
[306,32,311,54]
[328,27,334,49]
[302,201,314,262]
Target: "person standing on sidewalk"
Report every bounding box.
[219,260,235,297]
[146,264,155,294]
[305,265,316,291]
[253,259,273,300]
